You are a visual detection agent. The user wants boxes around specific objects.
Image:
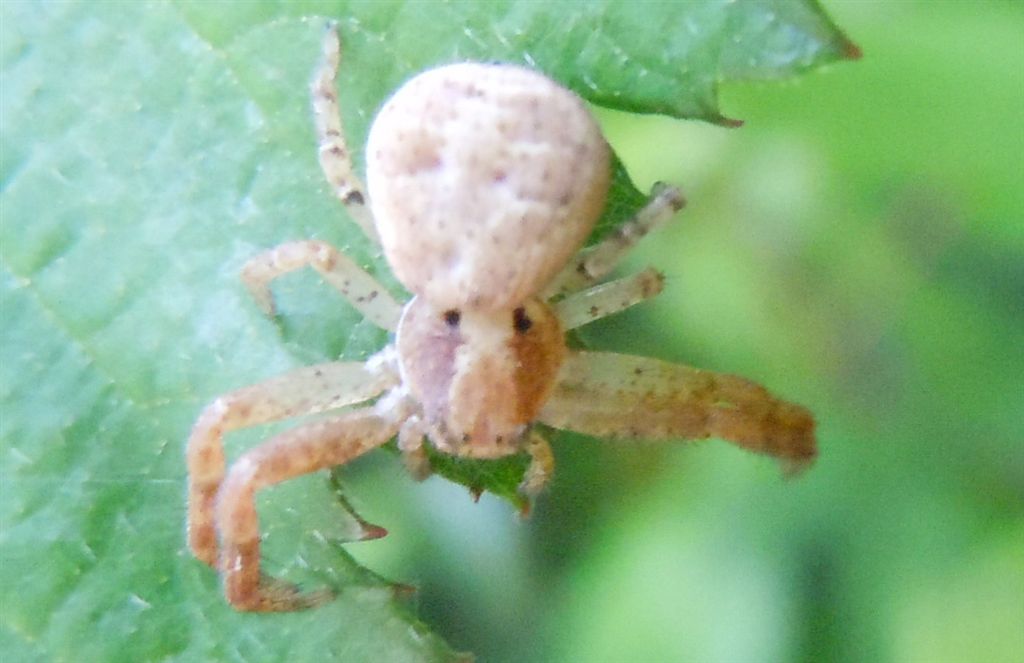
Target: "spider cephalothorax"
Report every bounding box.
[186,24,816,612]
[396,297,566,459]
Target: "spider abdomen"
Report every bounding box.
[366,63,611,311]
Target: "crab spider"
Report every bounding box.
[186,25,816,612]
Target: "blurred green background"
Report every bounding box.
[2,1,1021,662]
[346,2,1024,661]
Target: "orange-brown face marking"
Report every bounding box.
[396,296,565,457]
[507,304,565,425]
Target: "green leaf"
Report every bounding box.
[0,1,856,660]
[177,0,859,126]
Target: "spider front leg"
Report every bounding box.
[312,23,378,245]
[217,409,401,611]
[539,351,817,471]
[187,354,398,567]
[240,239,403,330]
[545,183,685,297]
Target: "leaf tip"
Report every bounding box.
[842,38,864,61]
[359,523,389,541]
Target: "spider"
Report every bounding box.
[186,24,816,612]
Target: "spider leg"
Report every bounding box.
[240,239,403,331]
[217,408,401,611]
[554,267,665,330]
[544,183,685,297]
[312,23,379,245]
[518,430,555,498]
[539,351,816,472]
[187,353,399,567]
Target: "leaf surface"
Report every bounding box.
[0,1,856,659]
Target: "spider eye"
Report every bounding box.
[512,307,533,334]
[443,309,461,327]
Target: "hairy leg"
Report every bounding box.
[187,354,399,566]
[540,351,817,472]
[554,267,665,330]
[241,239,403,331]
[216,409,401,611]
[545,183,685,297]
[311,23,379,244]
